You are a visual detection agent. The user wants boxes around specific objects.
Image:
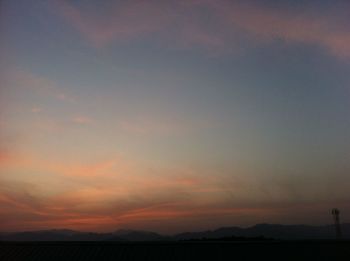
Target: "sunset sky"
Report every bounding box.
[1,0,350,234]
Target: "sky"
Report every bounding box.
[1,0,350,234]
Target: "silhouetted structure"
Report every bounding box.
[332,208,342,239]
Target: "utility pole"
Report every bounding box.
[331,208,342,240]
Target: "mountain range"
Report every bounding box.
[1,224,349,241]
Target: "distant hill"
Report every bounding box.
[1,224,349,241]
[175,224,350,240]
[107,229,169,241]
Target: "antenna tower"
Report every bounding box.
[331,208,342,240]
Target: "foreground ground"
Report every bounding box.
[1,241,349,260]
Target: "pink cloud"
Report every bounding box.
[54,0,350,58]
[31,107,42,113]
[54,0,172,48]
[210,1,350,58]
[71,116,93,125]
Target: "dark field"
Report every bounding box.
[1,241,349,261]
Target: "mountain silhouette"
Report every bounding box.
[1,223,349,241]
[175,223,350,240]
[107,229,169,241]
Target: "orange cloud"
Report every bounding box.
[0,182,264,232]
[3,149,348,232]
[2,172,350,233]
[31,156,123,178]
[0,151,10,164]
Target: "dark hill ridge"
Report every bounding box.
[174,223,350,240]
[109,229,169,241]
[1,223,349,241]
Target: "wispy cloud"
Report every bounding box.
[2,175,349,233]
[0,177,258,232]
[119,117,188,136]
[210,1,350,59]
[3,68,94,131]
[55,0,176,47]
[7,68,77,104]
[54,0,350,58]
[2,150,350,232]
